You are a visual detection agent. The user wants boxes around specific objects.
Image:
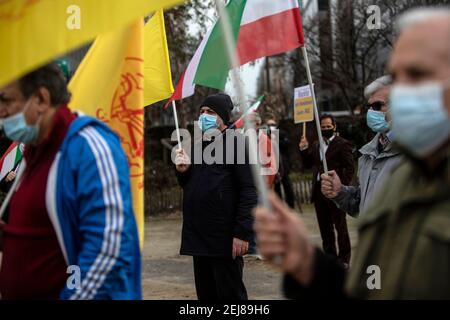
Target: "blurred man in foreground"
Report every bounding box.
[255,8,450,299]
[0,64,141,300]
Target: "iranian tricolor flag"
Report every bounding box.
[169,0,304,102]
[233,95,264,129]
[0,142,24,181]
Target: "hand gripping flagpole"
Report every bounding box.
[0,163,25,220]
[213,0,270,210]
[301,46,329,174]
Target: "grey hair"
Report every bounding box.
[396,7,450,33]
[364,75,393,100]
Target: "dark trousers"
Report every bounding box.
[193,256,248,301]
[313,185,351,264]
[275,174,295,208]
[248,236,257,254]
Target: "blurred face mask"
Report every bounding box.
[390,79,450,157]
[198,113,218,132]
[367,109,390,133]
[321,128,335,139]
[2,98,41,144]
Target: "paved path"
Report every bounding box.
[142,205,359,300]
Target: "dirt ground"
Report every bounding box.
[142,204,359,300]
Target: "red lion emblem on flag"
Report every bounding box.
[96,57,144,182]
[0,0,39,21]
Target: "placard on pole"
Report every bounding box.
[294,84,315,137]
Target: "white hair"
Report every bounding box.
[396,7,450,33]
[364,75,393,100]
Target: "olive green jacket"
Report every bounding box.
[346,149,450,299]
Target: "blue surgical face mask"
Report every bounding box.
[198,113,218,132]
[390,80,450,157]
[367,109,390,133]
[2,99,41,144]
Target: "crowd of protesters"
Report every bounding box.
[0,7,449,300]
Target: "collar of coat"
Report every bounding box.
[359,133,400,160]
[358,146,450,229]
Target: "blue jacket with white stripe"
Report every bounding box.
[46,115,142,300]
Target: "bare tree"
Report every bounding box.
[256,0,450,117]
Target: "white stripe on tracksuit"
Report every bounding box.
[70,127,124,300]
[46,154,70,265]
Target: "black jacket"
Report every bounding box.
[283,249,347,299]
[300,135,354,197]
[176,130,258,257]
[0,173,14,193]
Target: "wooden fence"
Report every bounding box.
[292,180,313,208]
[147,180,313,215]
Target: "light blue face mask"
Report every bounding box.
[198,113,218,132]
[367,109,390,133]
[2,99,40,144]
[390,80,450,157]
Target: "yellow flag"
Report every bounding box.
[144,10,174,106]
[0,0,185,87]
[69,20,145,247]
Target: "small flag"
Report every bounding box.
[233,95,264,129]
[0,142,24,182]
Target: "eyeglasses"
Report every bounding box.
[366,101,386,111]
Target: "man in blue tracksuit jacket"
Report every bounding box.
[0,63,141,300]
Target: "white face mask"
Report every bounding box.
[390,79,450,157]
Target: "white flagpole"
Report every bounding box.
[172,100,182,150]
[214,0,270,210]
[301,46,329,174]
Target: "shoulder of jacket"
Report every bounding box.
[62,123,121,164]
[75,123,118,144]
[358,160,412,227]
[388,156,410,177]
[335,135,352,145]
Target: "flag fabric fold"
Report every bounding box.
[68,20,145,247]
[0,0,185,87]
[144,10,174,106]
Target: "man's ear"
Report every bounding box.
[35,87,51,112]
[217,116,226,129]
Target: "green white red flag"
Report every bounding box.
[169,0,304,103]
[0,142,24,182]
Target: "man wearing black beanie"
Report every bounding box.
[175,93,257,301]
[199,93,234,126]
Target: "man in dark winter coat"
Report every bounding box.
[175,93,258,301]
